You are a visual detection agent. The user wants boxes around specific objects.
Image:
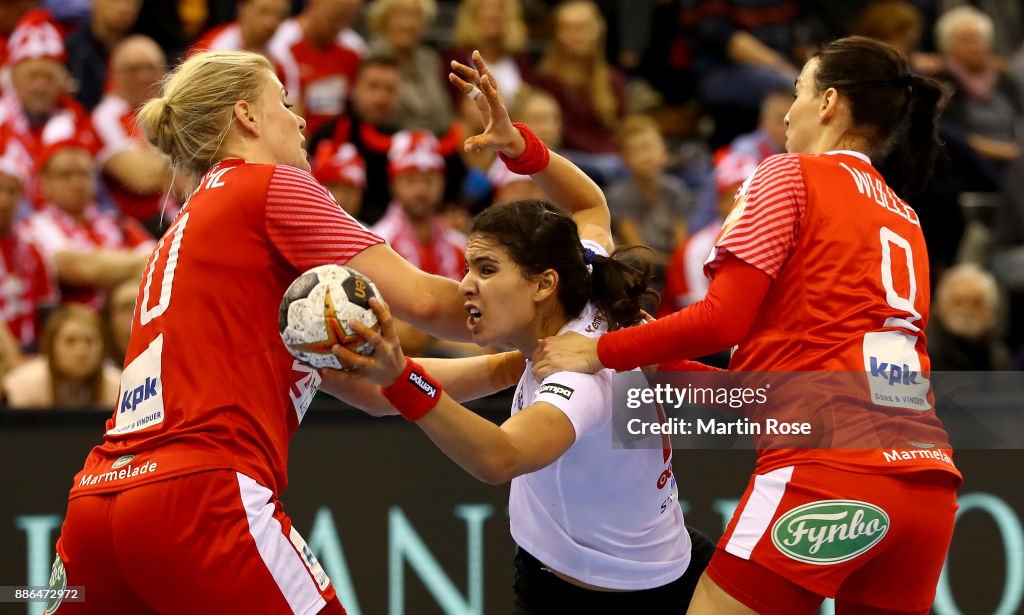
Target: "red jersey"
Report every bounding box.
[92,93,168,222]
[706,151,959,479]
[68,160,383,499]
[0,233,56,348]
[267,19,362,135]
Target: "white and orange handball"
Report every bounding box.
[278,265,381,369]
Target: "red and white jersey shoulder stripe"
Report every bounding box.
[265,164,383,271]
[706,153,807,280]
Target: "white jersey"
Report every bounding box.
[509,300,691,590]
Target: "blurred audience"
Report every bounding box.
[692,0,806,148]
[268,0,365,134]
[368,0,454,135]
[934,6,1024,169]
[928,264,1015,371]
[0,155,57,353]
[311,140,367,219]
[0,9,99,202]
[3,303,120,409]
[371,131,475,356]
[191,0,290,56]
[533,0,625,182]
[851,0,942,75]
[65,0,143,112]
[607,115,693,267]
[20,142,152,310]
[92,35,176,237]
[102,275,138,368]
[2,0,1022,402]
[445,0,531,104]
[371,131,464,281]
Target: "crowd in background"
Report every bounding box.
[0,0,1022,410]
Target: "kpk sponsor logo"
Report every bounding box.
[409,371,438,399]
[869,357,921,386]
[120,377,159,413]
[771,500,889,565]
[539,383,574,400]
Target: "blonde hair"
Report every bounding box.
[537,0,617,130]
[136,50,274,176]
[934,5,994,54]
[452,0,526,53]
[367,0,438,36]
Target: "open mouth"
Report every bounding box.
[465,304,482,332]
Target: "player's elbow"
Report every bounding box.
[474,453,520,485]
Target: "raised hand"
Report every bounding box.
[449,50,526,158]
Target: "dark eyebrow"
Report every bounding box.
[467,255,499,266]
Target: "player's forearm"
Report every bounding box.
[419,351,524,401]
[530,152,612,249]
[321,352,522,415]
[598,255,770,370]
[416,395,526,485]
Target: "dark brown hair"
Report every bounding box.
[470,200,655,329]
[813,36,945,194]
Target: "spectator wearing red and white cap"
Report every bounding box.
[0,9,98,205]
[191,0,290,57]
[312,140,367,219]
[0,151,56,357]
[92,35,178,236]
[372,131,464,281]
[19,141,152,311]
[267,0,365,135]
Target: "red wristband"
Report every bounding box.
[498,122,550,175]
[381,358,443,422]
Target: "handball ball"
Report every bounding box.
[278,265,381,369]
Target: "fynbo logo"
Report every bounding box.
[409,372,438,399]
[771,500,889,565]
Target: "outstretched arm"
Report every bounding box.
[451,52,612,253]
[321,350,525,416]
[334,299,575,484]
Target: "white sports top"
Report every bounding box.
[508,243,692,590]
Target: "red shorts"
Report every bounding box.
[49,470,347,615]
[706,464,958,614]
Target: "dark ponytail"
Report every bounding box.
[589,247,657,329]
[894,73,945,195]
[813,36,946,194]
[470,201,656,329]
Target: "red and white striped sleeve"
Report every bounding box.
[265,165,383,272]
[705,153,807,280]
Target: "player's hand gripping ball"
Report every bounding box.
[279,265,381,369]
